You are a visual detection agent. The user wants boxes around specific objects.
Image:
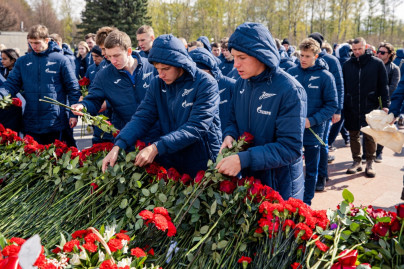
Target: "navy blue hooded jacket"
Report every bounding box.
[225,23,307,200]
[85,63,101,84]
[80,52,158,136]
[389,75,404,117]
[139,50,149,59]
[75,54,88,79]
[318,50,344,114]
[115,35,222,177]
[197,36,222,66]
[288,58,338,145]
[0,41,80,134]
[61,44,76,71]
[227,68,240,80]
[279,57,296,72]
[336,43,351,66]
[188,48,236,133]
[393,49,404,68]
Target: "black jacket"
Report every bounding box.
[343,51,389,131]
[384,61,400,97]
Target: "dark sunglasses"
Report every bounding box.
[377,50,387,55]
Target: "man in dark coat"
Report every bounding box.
[343,37,389,177]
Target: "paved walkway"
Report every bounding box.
[311,126,404,211]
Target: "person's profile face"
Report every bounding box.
[231,49,266,79]
[28,38,49,53]
[154,63,184,85]
[137,33,154,52]
[105,46,131,70]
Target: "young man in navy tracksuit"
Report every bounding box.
[287,38,337,205]
[216,22,307,201]
[71,30,159,143]
[0,24,80,145]
[188,48,236,132]
[102,35,222,177]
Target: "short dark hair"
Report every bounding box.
[27,24,49,40]
[85,33,96,41]
[353,37,366,45]
[379,42,396,61]
[221,41,229,49]
[299,38,321,54]
[136,25,154,36]
[104,30,132,51]
[50,33,62,44]
[211,42,220,49]
[96,26,118,46]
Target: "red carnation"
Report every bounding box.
[294,223,313,240]
[219,180,237,194]
[139,210,154,221]
[283,220,296,230]
[9,237,26,246]
[194,170,205,183]
[120,230,128,233]
[63,239,80,252]
[107,238,123,252]
[148,248,155,256]
[291,262,302,269]
[154,207,169,217]
[2,245,21,256]
[239,132,254,144]
[116,233,131,241]
[237,256,252,263]
[72,229,88,239]
[83,242,98,253]
[372,222,389,237]
[315,240,329,252]
[153,214,169,231]
[0,123,5,132]
[180,174,192,185]
[167,221,177,237]
[396,204,404,218]
[100,260,118,269]
[84,233,100,244]
[78,77,90,86]
[11,98,22,107]
[157,166,168,181]
[145,163,160,175]
[135,140,146,151]
[51,247,61,254]
[167,167,181,181]
[131,247,146,258]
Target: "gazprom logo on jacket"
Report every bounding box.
[143,82,149,88]
[182,88,194,97]
[259,92,276,100]
[257,105,271,115]
[45,68,57,74]
[182,100,193,108]
[308,83,319,89]
[142,71,153,80]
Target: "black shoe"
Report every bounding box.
[375,154,382,163]
[328,155,335,163]
[329,146,337,152]
[316,176,326,192]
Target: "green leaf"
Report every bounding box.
[210,201,217,215]
[75,180,84,190]
[142,189,150,197]
[395,242,404,255]
[377,217,391,223]
[350,222,360,232]
[119,177,125,184]
[134,219,143,230]
[126,206,133,218]
[71,156,80,167]
[191,213,200,223]
[0,234,7,248]
[150,183,159,194]
[59,232,67,247]
[159,193,167,203]
[379,238,387,249]
[200,225,209,235]
[341,230,352,241]
[132,172,142,181]
[192,198,200,209]
[239,243,247,252]
[217,240,228,249]
[342,189,354,203]
[53,166,60,175]
[120,199,128,209]
[187,253,194,263]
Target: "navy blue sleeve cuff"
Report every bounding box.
[238,151,251,170]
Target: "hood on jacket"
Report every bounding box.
[228,22,280,71]
[30,40,62,56]
[188,48,221,79]
[335,43,351,60]
[278,46,289,58]
[299,57,329,71]
[396,49,404,58]
[148,34,196,78]
[62,43,74,56]
[197,36,212,52]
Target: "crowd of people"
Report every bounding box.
[1,22,404,206]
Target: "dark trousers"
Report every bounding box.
[328,111,349,145]
[303,145,321,205]
[349,131,376,162]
